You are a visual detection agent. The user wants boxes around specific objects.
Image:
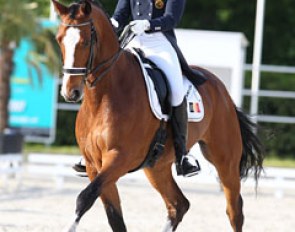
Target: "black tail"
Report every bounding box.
[235,107,264,183]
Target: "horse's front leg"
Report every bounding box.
[66,150,127,232]
[100,184,127,232]
[86,162,127,231]
[66,175,102,232]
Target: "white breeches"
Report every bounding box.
[127,32,184,107]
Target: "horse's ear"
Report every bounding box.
[81,0,92,15]
[52,0,69,16]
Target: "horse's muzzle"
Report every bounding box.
[65,89,82,103]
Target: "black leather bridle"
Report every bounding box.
[60,19,122,88]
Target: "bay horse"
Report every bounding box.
[52,0,263,231]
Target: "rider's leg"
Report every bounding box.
[140,33,200,177]
[171,98,200,176]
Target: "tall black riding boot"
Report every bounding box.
[171,98,201,177]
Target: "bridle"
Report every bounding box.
[60,19,122,88]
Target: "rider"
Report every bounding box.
[111,0,201,177]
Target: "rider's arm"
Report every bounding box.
[148,0,185,33]
[112,0,131,30]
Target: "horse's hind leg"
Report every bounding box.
[219,168,244,232]
[144,162,190,232]
[200,141,244,232]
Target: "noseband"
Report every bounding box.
[61,19,122,88]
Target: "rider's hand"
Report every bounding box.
[130,20,150,35]
[110,17,119,28]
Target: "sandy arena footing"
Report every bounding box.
[0,172,295,232]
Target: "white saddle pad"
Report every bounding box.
[184,79,205,122]
[130,48,204,122]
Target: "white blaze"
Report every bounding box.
[61,27,81,98]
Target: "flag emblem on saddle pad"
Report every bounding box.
[189,102,201,113]
[155,0,165,9]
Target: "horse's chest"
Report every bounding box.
[79,129,105,160]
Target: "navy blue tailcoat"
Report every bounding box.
[113,0,206,85]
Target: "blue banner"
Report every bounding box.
[9,20,57,143]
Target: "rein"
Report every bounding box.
[60,19,124,88]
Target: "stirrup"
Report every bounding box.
[73,161,86,173]
[176,155,201,177]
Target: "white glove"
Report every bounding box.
[130,20,150,35]
[110,17,119,28]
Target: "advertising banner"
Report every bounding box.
[9,20,57,144]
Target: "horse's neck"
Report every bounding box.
[83,51,144,116]
[82,13,120,113]
[96,30,119,64]
[82,8,147,116]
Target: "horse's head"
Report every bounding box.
[53,0,118,102]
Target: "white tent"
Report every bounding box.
[176,29,248,107]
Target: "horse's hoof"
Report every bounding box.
[162,220,174,232]
[63,221,78,232]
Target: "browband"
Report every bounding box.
[61,20,92,27]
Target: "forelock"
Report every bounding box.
[68,3,79,19]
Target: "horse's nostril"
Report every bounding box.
[70,89,81,101]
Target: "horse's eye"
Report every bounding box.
[82,40,90,47]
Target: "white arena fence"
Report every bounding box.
[243,64,295,124]
[1,153,295,198]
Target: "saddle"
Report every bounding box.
[133,48,171,116]
[130,48,204,122]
